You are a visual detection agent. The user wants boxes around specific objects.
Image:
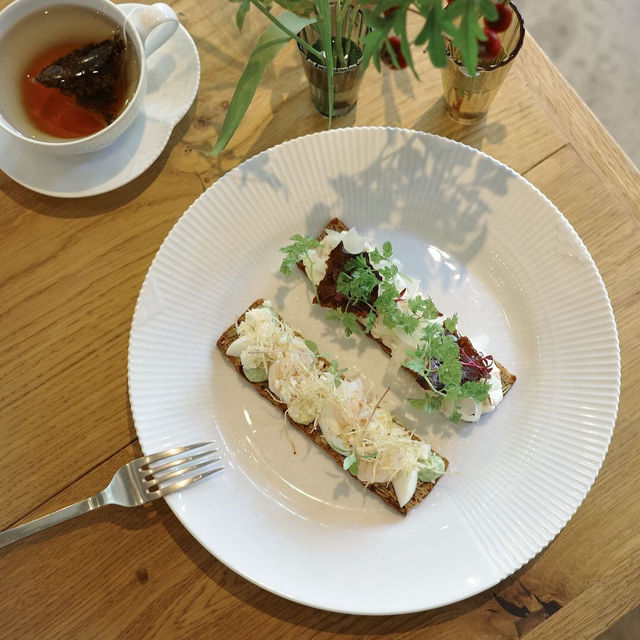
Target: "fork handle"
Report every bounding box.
[0,492,106,550]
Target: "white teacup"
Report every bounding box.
[0,0,178,155]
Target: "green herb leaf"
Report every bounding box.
[443,313,458,333]
[327,359,348,387]
[304,339,318,354]
[279,234,320,275]
[343,452,359,475]
[208,11,316,155]
[407,295,440,320]
[459,379,491,402]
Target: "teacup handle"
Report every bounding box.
[128,2,179,56]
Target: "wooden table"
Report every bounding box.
[1,2,639,638]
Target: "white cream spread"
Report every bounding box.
[226,302,444,507]
[303,227,506,422]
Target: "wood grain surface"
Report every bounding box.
[1,1,639,639]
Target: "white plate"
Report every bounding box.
[128,127,620,614]
[0,4,199,198]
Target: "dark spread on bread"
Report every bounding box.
[316,241,380,315]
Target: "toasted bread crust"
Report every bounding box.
[302,217,517,395]
[217,299,448,516]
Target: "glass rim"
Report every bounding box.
[297,41,364,73]
[296,8,368,73]
[446,1,525,72]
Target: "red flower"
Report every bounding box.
[381,36,407,70]
[484,2,513,33]
[478,27,501,59]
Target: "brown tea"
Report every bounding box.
[0,4,139,141]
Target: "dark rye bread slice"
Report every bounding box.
[217,299,448,516]
[299,217,517,397]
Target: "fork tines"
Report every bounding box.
[141,442,222,497]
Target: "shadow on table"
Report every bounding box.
[162,503,553,635]
[413,97,508,150]
[0,99,197,218]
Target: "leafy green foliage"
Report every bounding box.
[215,0,502,153]
[279,234,320,275]
[443,0,498,74]
[208,10,316,155]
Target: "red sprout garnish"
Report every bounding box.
[459,349,493,378]
[394,287,407,303]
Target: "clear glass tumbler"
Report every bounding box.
[441,2,525,124]
[297,3,369,117]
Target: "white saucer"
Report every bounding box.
[0,4,200,198]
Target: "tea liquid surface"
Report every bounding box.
[22,40,127,138]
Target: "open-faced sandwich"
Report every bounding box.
[217,299,448,515]
[279,218,516,423]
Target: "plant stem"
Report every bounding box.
[248,0,325,61]
[345,1,360,63]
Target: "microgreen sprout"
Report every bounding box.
[304,339,347,387]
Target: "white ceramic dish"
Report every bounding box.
[0,4,199,198]
[128,127,620,615]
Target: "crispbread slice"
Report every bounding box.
[217,299,448,516]
[300,218,517,398]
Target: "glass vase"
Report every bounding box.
[441,2,525,124]
[297,3,368,117]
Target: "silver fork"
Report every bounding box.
[0,442,221,550]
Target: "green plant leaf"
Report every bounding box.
[315,0,334,126]
[234,0,251,29]
[446,0,485,75]
[419,5,447,68]
[361,10,393,71]
[478,0,498,22]
[392,6,418,79]
[276,0,316,17]
[208,10,316,155]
